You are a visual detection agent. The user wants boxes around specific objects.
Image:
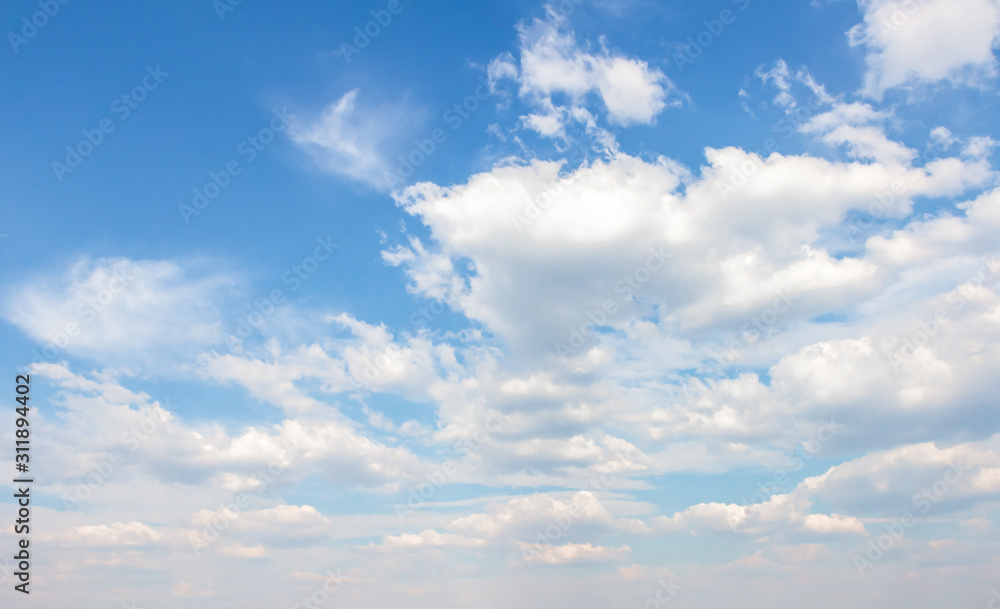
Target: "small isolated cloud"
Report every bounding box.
[489,6,685,141]
[848,0,1000,97]
[290,89,416,190]
[755,59,836,112]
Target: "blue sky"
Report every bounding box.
[2,0,1000,606]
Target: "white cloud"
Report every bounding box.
[652,489,865,539]
[53,521,164,548]
[387,138,989,364]
[518,541,631,564]
[800,102,916,164]
[802,437,1000,514]
[489,7,684,140]
[3,257,231,368]
[849,0,1000,96]
[381,529,488,548]
[448,491,616,539]
[641,433,1000,543]
[15,6,1000,606]
[756,60,836,112]
[30,362,424,492]
[373,490,650,557]
[290,89,415,190]
[190,504,333,546]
